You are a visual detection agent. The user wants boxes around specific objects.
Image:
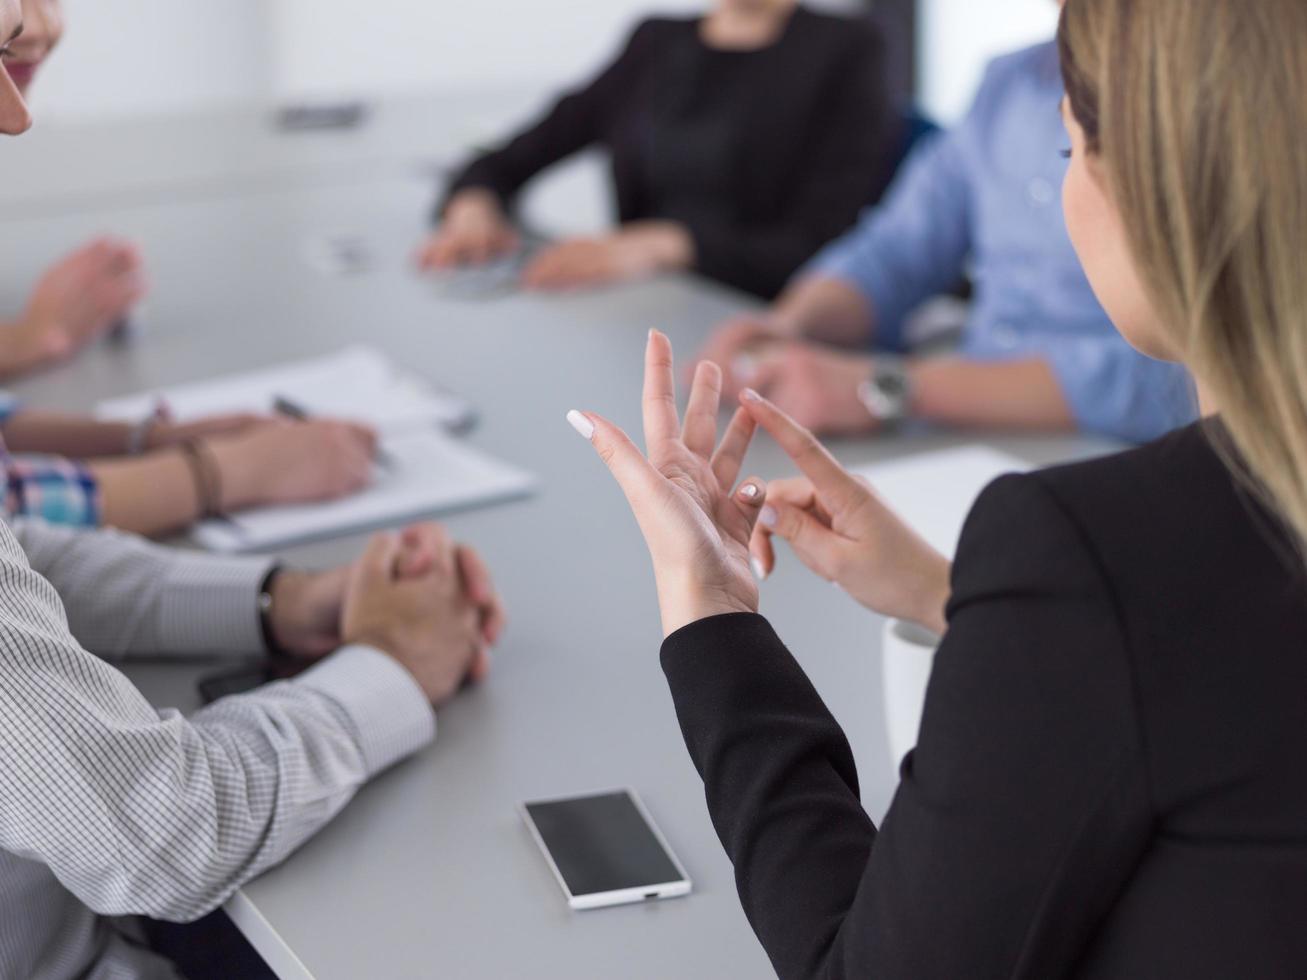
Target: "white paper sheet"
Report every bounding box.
[95,346,474,433]
[854,446,1031,558]
[193,428,536,553]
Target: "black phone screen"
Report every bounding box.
[524,791,685,897]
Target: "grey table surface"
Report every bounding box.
[1,89,538,219]
[0,120,1112,979]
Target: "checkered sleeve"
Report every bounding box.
[2,452,102,527]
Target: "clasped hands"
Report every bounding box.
[268,522,505,705]
[569,330,950,637]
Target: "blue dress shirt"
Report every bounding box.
[805,42,1196,443]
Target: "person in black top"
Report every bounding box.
[417,1,897,299]
[563,0,1307,975]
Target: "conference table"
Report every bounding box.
[0,99,1111,979]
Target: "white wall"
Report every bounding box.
[29,0,272,122]
[918,0,1061,124]
[27,1,1054,128]
[268,0,859,101]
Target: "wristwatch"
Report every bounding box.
[857,358,914,424]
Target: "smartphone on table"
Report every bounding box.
[521,789,692,910]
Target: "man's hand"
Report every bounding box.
[267,566,352,660]
[693,314,794,396]
[268,524,505,683]
[735,341,881,436]
[341,525,503,704]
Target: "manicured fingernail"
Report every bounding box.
[759,505,777,528]
[751,557,768,581]
[741,388,762,403]
[738,482,761,500]
[566,410,595,440]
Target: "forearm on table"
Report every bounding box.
[2,410,134,457]
[9,516,270,657]
[908,357,1076,432]
[775,275,877,348]
[89,452,202,537]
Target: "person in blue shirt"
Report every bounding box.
[697,36,1197,444]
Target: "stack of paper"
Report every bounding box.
[96,345,475,434]
[96,347,535,553]
[854,446,1031,557]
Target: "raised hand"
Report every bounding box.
[740,390,951,635]
[568,329,768,636]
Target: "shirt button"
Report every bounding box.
[1027,178,1056,206]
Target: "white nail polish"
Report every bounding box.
[759,505,778,528]
[741,387,762,403]
[751,557,768,581]
[739,483,760,500]
[566,410,595,441]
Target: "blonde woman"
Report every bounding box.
[568,0,1307,975]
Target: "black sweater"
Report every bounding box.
[441,8,897,299]
[661,421,1307,978]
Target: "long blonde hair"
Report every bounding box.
[1059,0,1307,552]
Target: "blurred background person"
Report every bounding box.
[0,0,385,538]
[418,0,903,299]
[0,0,143,378]
[697,6,1197,444]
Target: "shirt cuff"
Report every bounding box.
[159,554,274,655]
[294,645,436,777]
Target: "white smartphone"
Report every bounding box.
[521,789,693,910]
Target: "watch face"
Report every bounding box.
[859,364,912,422]
[879,373,910,399]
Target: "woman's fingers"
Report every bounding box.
[710,407,757,488]
[567,409,665,512]
[740,388,866,516]
[749,479,820,580]
[682,360,723,458]
[757,500,842,582]
[642,329,681,452]
[749,521,776,580]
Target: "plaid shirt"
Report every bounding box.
[0,392,102,527]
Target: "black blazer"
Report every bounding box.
[661,421,1307,978]
[440,7,897,299]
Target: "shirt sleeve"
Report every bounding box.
[0,390,21,423]
[438,20,655,217]
[0,521,434,923]
[800,125,973,352]
[1037,332,1199,443]
[682,26,897,299]
[2,452,101,528]
[659,473,1153,979]
[8,517,272,659]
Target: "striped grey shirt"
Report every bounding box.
[0,519,436,979]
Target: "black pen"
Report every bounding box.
[273,394,395,471]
